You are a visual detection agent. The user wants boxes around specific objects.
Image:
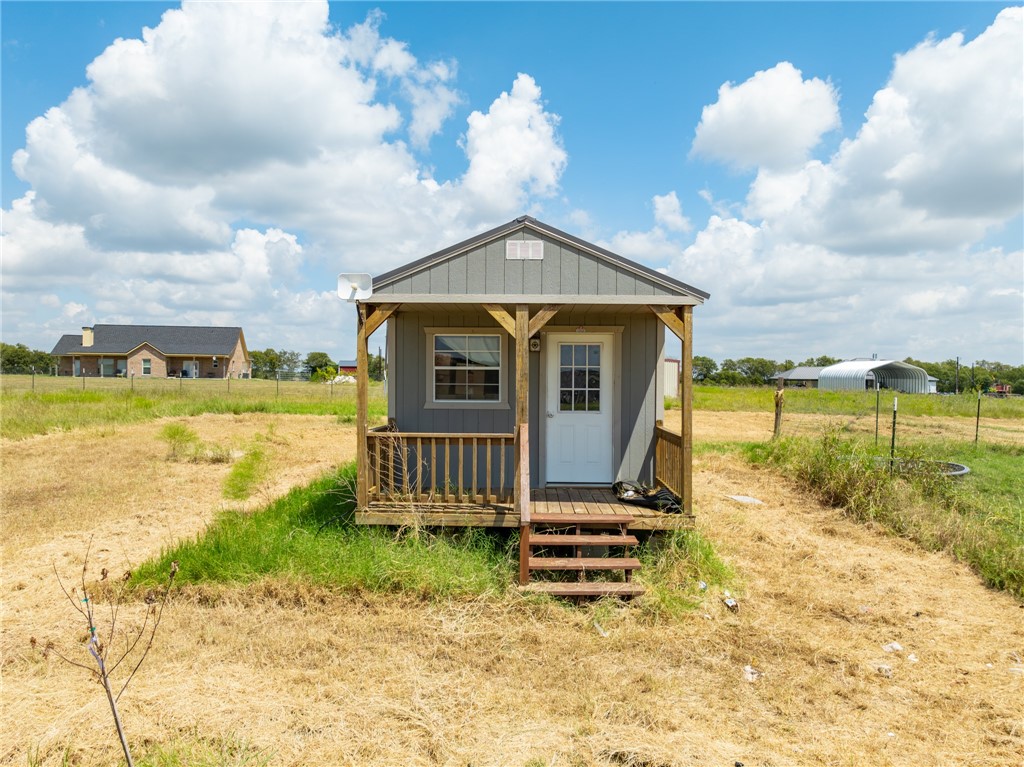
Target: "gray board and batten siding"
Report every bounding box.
[387,308,664,487]
[370,216,709,303]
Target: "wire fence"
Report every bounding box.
[0,372,367,403]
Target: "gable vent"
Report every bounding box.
[506,240,544,260]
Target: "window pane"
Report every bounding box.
[483,370,499,385]
[574,345,586,365]
[573,391,587,410]
[573,368,586,388]
[468,336,499,353]
[466,348,500,367]
[588,345,601,365]
[587,368,600,388]
[559,390,572,411]
[481,385,500,401]
[560,368,572,388]
[587,390,600,410]
[560,345,572,365]
[435,384,466,400]
[435,335,467,353]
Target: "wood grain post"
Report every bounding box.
[514,304,529,510]
[773,376,785,439]
[681,306,693,515]
[356,303,369,509]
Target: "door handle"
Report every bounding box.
[546,412,554,418]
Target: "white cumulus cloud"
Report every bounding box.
[691,61,840,171]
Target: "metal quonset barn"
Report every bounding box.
[818,360,930,394]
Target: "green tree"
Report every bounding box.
[304,351,335,376]
[368,350,386,382]
[278,350,302,373]
[735,357,779,385]
[692,355,718,382]
[250,349,280,379]
[798,355,842,367]
[1,343,55,374]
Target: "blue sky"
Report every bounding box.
[2,1,1022,364]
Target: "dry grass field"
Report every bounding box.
[2,412,1022,766]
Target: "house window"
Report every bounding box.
[432,334,501,402]
[142,358,151,376]
[212,358,218,369]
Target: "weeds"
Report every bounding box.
[158,422,231,464]
[222,444,268,500]
[131,464,515,598]
[746,428,1024,598]
[636,529,736,619]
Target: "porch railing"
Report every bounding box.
[366,426,515,505]
[654,420,683,497]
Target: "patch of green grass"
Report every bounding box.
[745,430,1024,598]
[136,734,272,767]
[636,529,736,619]
[132,464,515,598]
[222,444,269,500]
[0,377,388,439]
[692,385,1024,420]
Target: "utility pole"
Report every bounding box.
[955,356,960,394]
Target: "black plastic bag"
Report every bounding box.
[612,481,683,513]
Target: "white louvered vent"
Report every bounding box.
[506,240,544,260]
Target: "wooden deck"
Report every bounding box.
[357,486,693,530]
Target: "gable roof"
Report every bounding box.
[371,215,709,302]
[51,325,244,357]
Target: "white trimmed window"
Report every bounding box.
[432,333,502,403]
[142,358,151,376]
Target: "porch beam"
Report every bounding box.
[649,305,687,341]
[482,304,516,336]
[364,303,400,337]
[528,304,563,338]
[356,303,369,508]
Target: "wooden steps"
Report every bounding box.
[528,533,639,547]
[519,512,644,599]
[521,581,645,597]
[528,557,641,571]
[530,512,634,524]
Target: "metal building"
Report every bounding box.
[818,359,929,394]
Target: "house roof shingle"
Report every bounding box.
[51,325,243,356]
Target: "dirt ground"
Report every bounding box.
[2,413,1022,766]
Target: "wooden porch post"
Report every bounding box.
[356,303,369,508]
[515,305,529,429]
[515,305,531,585]
[680,306,693,515]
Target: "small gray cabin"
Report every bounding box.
[348,216,708,592]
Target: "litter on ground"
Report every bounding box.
[726,494,764,505]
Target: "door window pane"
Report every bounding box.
[558,343,602,412]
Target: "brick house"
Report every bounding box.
[51,325,251,379]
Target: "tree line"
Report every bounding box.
[692,354,1024,393]
[3,341,1020,392]
[249,349,384,381]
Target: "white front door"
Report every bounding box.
[545,334,613,483]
